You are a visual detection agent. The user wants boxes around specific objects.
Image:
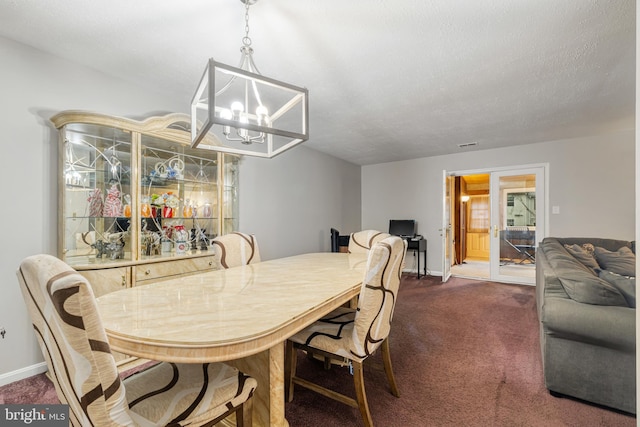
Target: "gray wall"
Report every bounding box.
[239,148,361,260]
[362,129,635,275]
[0,36,361,383]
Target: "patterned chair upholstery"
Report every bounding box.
[285,236,407,427]
[17,254,257,427]
[348,229,391,254]
[212,232,261,268]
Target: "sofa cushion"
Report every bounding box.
[541,240,628,306]
[594,246,636,277]
[564,244,600,272]
[599,270,636,308]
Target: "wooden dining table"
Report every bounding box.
[96,252,368,427]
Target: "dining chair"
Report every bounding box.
[285,235,407,427]
[212,232,261,268]
[348,229,391,254]
[17,254,257,427]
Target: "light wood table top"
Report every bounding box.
[96,252,367,427]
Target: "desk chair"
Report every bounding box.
[285,236,407,427]
[330,228,350,253]
[212,232,261,268]
[348,230,391,254]
[17,254,257,427]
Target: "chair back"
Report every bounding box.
[348,230,391,254]
[352,236,407,358]
[16,254,134,426]
[212,232,261,268]
[330,228,340,253]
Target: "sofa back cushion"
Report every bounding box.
[598,270,636,308]
[594,246,636,277]
[540,239,628,307]
[563,244,601,272]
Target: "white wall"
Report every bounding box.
[362,130,635,275]
[0,36,361,383]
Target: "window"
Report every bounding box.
[468,195,489,233]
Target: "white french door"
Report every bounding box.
[442,171,453,282]
[489,167,545,285]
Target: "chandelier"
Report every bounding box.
[190,0,309,158]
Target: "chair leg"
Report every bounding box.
[235,397,252,427]
[352,361,374,427]
[381,338,400,397]
[285,340,296,402]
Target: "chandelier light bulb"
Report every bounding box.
[220,109,232,135]
[256,105,269,125]
[238,115,249,139]
[231,101,244,113]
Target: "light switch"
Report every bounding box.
[552,206,560,214]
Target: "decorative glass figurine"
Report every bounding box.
[103,183,122,217]
[87,188,104,217]
[182,198,193,218]
[122,194,132,218]
[202,202,213,218]
[141,196,151,218]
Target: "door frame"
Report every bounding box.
[443,163,549,284]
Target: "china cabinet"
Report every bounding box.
[51,110,238,366]
[52,111,239,290]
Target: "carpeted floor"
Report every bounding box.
[1,274,635,426]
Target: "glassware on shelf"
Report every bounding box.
[87,188,104,217]
[162,206,174,218]
[202,202,213,218]
[103,182,122,217]
[174,225,189,255]
[141,196,152,218]
[123,194,132,218]
[161,226,172,253]
[182,199,193,218]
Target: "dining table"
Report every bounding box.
[96,252,368,427]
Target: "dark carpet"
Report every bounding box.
[1,274,635,426]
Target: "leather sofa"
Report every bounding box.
[536,237,636,414]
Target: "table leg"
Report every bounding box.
[228,343,288,427]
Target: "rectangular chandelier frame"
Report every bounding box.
[191,58,309,158]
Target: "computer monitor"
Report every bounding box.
[389,219,416,237]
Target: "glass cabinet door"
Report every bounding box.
[140,135,219,258]
[55,111,240,266]
[60,123,133,265]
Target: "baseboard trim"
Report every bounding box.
[0,362,48,387]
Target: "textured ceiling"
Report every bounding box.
[0,0,635,165]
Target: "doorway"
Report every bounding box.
[444,165,546,285]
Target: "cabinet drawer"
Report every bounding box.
[135,256,217,283]
[79,267,131,297]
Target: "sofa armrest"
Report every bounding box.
[542,297,635,351]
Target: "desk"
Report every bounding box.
[96,252,367,427]
[407,238,427,278]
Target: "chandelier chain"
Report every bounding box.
[242,1,252,47]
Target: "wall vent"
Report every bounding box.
[457,142,478,148]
